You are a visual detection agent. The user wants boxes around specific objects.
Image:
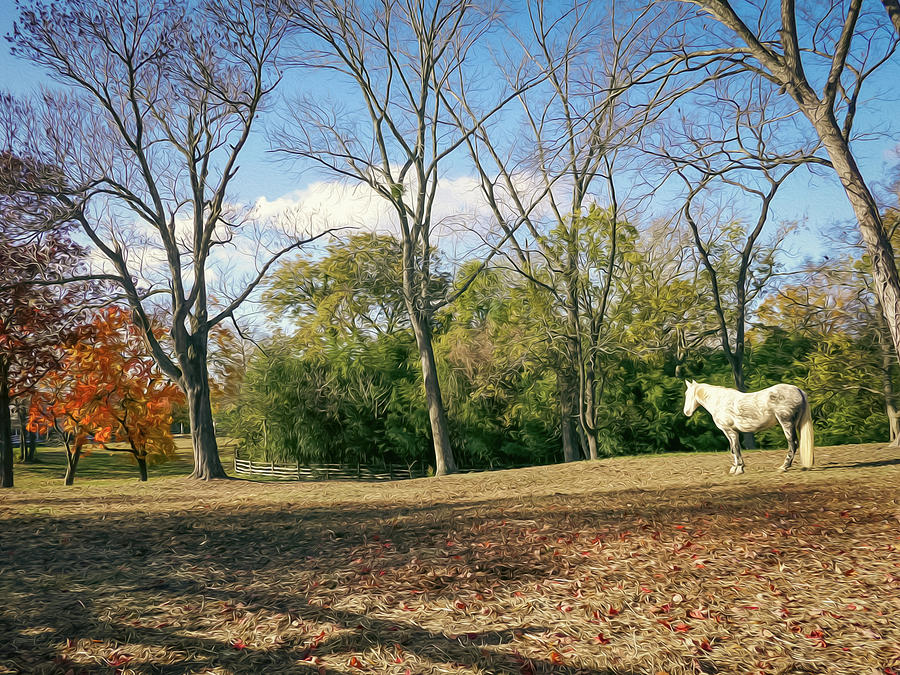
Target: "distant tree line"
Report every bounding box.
[222,216,898,471]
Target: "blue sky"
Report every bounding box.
[2,2,898,262]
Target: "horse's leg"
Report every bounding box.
[777,414,798,471]
[723,428,744,475]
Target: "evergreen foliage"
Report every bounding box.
[225,227,896,470]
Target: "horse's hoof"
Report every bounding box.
[728,465,736,474]
[778,465,789,473]
[734,466,745,475]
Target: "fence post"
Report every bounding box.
[297,458,301,480]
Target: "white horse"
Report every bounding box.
[683,381,814,474]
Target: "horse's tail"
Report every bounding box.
[798,392,815,468]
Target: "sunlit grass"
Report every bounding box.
[9,436,237,489]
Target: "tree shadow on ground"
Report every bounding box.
[818,457,900,470]
[1,470,895,674]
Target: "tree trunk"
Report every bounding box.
[583,356,601,459]
[137,456,148,481]
[558,371,580,462]
[409,310,457,476]
[26,430,36,463]
[183,357,228,480]
[17,402,27,462]
[878,325,900,445]
[0,360,12,488]
[726,351,757,450]
[886,401,900,446]
[808,109,900,365]
[64,445,81,486]
[882,0,900,36]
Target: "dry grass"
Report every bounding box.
[1,443,899,674]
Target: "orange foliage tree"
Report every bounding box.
[29,307,184,484]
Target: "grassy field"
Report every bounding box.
[5,437,233,489]
[1,442,899,674]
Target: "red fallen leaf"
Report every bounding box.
[455,601,467,610]
[232,639,247,650]
[595,633,611,645]
[514,591,524,598]
[673,623,691,632]
[549,651,564,665]
[674,525,686,530]
[348,656,364,668]
[608,607,620,616]
[107,654,132,667]
[640,586,652,594]
[657,619,672,630]
[691,640,712,652]
[688,609,708,620]
[806,630,825,639]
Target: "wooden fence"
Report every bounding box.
[233,458,427,481]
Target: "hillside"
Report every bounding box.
[2,443,899,674]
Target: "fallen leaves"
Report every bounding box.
[1,442,899,674]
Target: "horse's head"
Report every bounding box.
[683,380,700,416]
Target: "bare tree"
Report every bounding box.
[447,0,709,459]
[8,0,320,479]
[273,0,524,475]
[653,78,822,446]
[673,0,900,388]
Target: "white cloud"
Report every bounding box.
[253,174,500,240]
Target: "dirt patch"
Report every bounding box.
[1,443,899,673]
